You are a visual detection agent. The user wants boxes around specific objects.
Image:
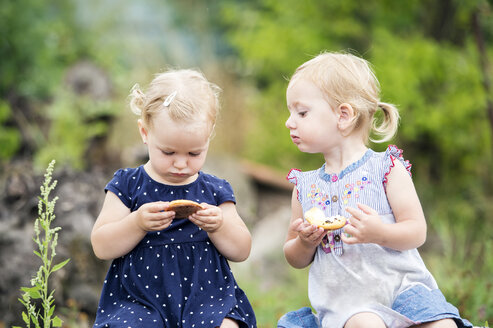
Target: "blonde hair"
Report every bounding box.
[129,68,221,133]
[290,51,399,143]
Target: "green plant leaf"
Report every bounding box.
[51,258,70,273]
[21,286,41,299]
[18,297,27,306]
[52,315,63,327]
[21,311,29,324]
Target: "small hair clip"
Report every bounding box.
[163,90,177,107]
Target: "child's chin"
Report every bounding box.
[299,146,317,154]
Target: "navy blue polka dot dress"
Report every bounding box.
[93,166,256,328]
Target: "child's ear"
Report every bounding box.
[336,103,355,130]
[138,119,148,144]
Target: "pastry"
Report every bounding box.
[166,200,203,218]
[304,207,347,230]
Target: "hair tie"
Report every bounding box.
[163,90,177,107]
[130,84,143,97]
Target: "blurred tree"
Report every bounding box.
[0,0,80,159]
[471,2,493,146]
[0,0,121,170]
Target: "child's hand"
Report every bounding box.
[342,203,384,245]
[292,218,327,248]
[135,201,174,232]
[189,203,223,233]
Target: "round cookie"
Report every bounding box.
[304,207,347,230]
[167,200,204,218]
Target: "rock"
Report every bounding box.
[65,61,112,100]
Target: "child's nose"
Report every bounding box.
[285,115,295,129]
[174,156,187,169]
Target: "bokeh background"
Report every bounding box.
[1,0,492,327]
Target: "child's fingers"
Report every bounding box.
[300,225,325,242]
[151,217,173,231]
[345,207,361,219]
[189,213,222,232]
[197,202,218,212]
[291,218,305,231]
[312,229,327,245]
[343,224,358,237]
[199,202,212,209]
[195,204,221,219]
[345,210,362,229]
[188,214,206,225]
[190,211,219,223]
[190,211,220,222]
[299,222,317,234]
[341,233,358,245]
[356,203,378,215]
[142,201,170,213]
[146,210,174,223]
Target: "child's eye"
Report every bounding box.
[189,152,201,157]
[162,150,174,155]
[298,111,307,118]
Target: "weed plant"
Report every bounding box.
[15,160,70,328]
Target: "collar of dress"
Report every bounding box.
[318,149,373,182]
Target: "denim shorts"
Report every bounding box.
[277,285,473,328]
[277,307,319,328]
[392,284,472,327]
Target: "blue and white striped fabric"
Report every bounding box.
[287,146,409,221]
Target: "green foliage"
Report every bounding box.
[34,90,119,170]
[15,161,70,328]
[419,179,493,325]
[425,219,493,324]
[371,29,491,184]
[0,100,21,160]
[0,0,80,99]
[0,0,122,169]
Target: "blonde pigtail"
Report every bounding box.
[129,83,146,116]
[370,102,400,143]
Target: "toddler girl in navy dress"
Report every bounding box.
[279,52,474,328]
[91,69,256,328]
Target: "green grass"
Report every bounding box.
[233,262,311,328]
[424,223,493,325]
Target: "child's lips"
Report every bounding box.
[291,135,300,144]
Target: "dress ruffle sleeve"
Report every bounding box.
[286,168,302,202]
[383,145,412,189]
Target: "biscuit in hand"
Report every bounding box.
[304,207,347,230]
[166,200,204,218]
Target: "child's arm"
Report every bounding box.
[91,191,174,260]
[342,160,427,251]
[283,188,327,269]
[189,202,251,262]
